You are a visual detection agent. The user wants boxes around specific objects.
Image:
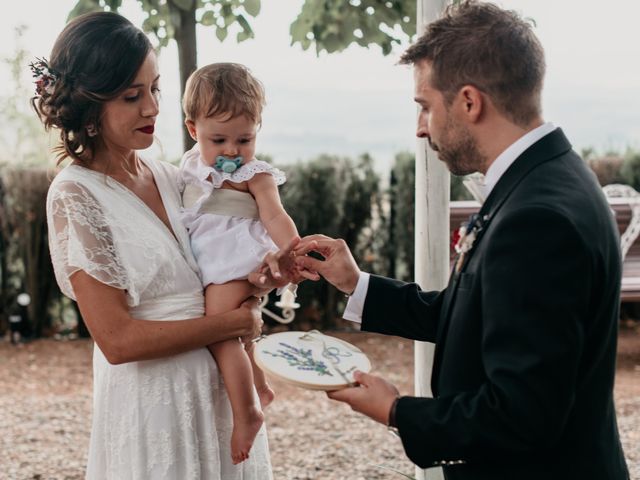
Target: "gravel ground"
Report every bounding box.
[1,328,638,480]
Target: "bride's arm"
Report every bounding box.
[71,270,263,365]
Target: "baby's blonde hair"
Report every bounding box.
[182,62,265,124]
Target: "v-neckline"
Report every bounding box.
[69,157,180,245]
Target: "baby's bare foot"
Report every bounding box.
[257,384,275,409]
[231,407,264,465]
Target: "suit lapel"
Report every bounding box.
[432,129,573,376]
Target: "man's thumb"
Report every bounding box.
[352,370,368,386]
[295,255,324,274]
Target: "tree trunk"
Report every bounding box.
[174,5,198,152]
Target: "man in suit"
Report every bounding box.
[294,1,629,478]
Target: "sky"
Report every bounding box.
[1,0,639,175]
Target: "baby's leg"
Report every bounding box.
[245,341,275,409]
[206,280,264,465]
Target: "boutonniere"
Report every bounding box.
[452,213,487,273]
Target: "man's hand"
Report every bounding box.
[327,371,399,425]
[294,234,360,295]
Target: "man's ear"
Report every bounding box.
[458,85,483,123]
[185,119,198,141]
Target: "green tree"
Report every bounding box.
[290,0,415,55]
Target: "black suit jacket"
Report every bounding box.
[362,129,629,479]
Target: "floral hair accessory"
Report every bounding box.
[452,212,488,273]
[214,155,243,173]
[29,57,58,97]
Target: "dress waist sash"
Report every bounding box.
[130,292,204,321]
[183,184,259,220]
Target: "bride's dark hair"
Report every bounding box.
[31,11,153,165]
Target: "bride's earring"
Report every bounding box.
[86,124,98,137]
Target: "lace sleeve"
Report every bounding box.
[46,180,130,301]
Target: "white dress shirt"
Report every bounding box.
[342,122,556,323]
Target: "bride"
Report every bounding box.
[33,11,300,480]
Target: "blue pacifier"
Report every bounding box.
[214,155,243,173]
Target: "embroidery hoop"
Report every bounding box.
[254,330,372,390]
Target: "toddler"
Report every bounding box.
[179,63,298,464]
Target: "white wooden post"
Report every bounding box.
[414,1,449,479]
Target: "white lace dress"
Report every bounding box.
[179,145,286,286]
[46,156,273,480]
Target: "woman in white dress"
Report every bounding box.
[32,11,298,480]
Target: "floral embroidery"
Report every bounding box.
[264,342,333,376]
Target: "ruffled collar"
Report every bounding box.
[181,144,286,190]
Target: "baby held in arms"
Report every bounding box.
[178,62,299,464]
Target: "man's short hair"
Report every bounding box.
[400,0,545,126]
[182,62,265,124]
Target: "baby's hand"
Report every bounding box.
[248,237,299,289]
[248,237,319,289]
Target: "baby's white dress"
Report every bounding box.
[46,156,273,480]
[179,145,286,286]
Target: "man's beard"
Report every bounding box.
[429,117,486,176]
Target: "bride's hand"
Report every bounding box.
[238,296,264,343]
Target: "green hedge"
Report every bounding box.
[3,150,633,336]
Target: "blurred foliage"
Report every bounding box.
[385,152,474,283]
[0,26,52,167]
[0,167,59,338]
[584,147,640,189]
[451,174,474,201]
[68,0,261,47]
[0,175,10,332]
[387,151,414,281]
[290,0,415,55]
[620,150,640,192]
[0,26,60,337]
[588,155,626,187]
[279,153,382,329]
